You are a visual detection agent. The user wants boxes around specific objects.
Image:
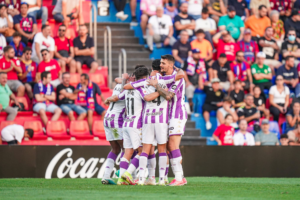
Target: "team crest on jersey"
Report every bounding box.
[127,90,134,95]
[172,85,177,90]
[169,127,174,130]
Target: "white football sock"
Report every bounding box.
[158,153,167,183]
[127,155,140,174]
[139,153,148,183]
[103,152,117,179]
[148,154,156,179]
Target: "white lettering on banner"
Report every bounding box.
[97,1,109,16]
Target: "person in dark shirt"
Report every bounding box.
[56,72,87,121]
[230,80,245,108]
[284,9,300,40]
[253,85,270,119]
[281,28,300,65]
[199,78,225,130]
[228,0,249,19]
[9,32,26,59]
[172,30,191,68]
[237,94,260,125]
[173,2,195,38]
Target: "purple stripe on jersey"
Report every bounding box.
[118,108,125,127]
[105,113,109,127]
[107,152,117,161]
[110,114,115,128]
[129,116,136,127]
[170,78,183,93]
[170,97,175,120]
[124,120,128,127]
[166,103,169,123]
[145,109,149,124]
[131,78,146,89]
[148,154,156,159]
[118,90,126,100]
[137,100,145,129]
[151,109,156,123]
[161,74,175,81]
[136,87,145,97]
[159,108,164,123]
[175,85,183,119]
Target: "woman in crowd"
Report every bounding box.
[286,122,300,145]
[286,102,300,133]
[270,10,285,48]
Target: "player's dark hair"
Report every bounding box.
[81,73,89,81]
[195,29,205,35]
[12,32,22,38]
[285,55,295,61]
[161,54,175,64]
[234,79,241,84]
[41,24,49,30]
[25,129,34,138]
[225,114,232,119]
[152,59,161,71]
[134,67,150,80]
[202,7,209,14]
[258,5,267,10]
[4,45,13,53]
[41,71,50,81]
[135,65,146,70]
[23,47,32,54]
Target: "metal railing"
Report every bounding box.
[89,4,97,60]
[119,48,127,78]
[104,26,112,87]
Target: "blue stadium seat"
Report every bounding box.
[206,137,218,145]
[191,113,217,137]
[149,47,172,59]
[192,93,206,113]
[281,122,287,135]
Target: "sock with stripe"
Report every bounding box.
[127,155,140,174]
[158,153,167,183]
[147,153,156,179]
[119,157,129,178]
[103,152,117,179]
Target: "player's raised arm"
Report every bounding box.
[147,76,175,101]
[104,89,126,106]
[175,69,184,81]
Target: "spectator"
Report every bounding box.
[284,9,300,41]
[270,0,292,20]
[208,0,227,23]
[230,80,245,108]
[286,102,300,134]
[1,0,19,17]
[174,2,195,39]
[56,72,87,121]
[19,47,37,99]
[13,2,37,45]
[228,0,249,20]
[140,0,162,38]
[73,24,98,73]
[199,78,225,130]
[253,85,270,120]
[217,96,238,128]
[251,52,272,91]
[172,30,191,68]
[52,0,84,25]
[186,0,205,20]
[0,72,19,121]
[281,29,300,65]
[269,75,290,122]
[213,114,235,145]
[258,26,281,70]
[163,0,178,21]
[249,0,270,16]
[9,32,26,59]
[0,3,14,44]
[21,0,48,25]
[0,33,6,57]
[237,94,260,124]
[0,124,33,145]
[245,5,270,40]
[236,29,259,65]
[146,6,176,52]
[0,45,24,96]
[233,119,255,146]
[270,10,285,49]
[37,49,61,88]
[280,134,289,146]
[130,0,137,24]
[212,53,234,91]
[195,7,216,43]
[255,119,279,146]
[54,24,78,73]
[190,29,213,63]
[218,6,244,41]
[213,30,238,62]
[230,50,253,92]
[33,71,62,126]
[287,122,300,145]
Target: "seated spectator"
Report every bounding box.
[228,0,249,20]
[13,2,37,45]
[19,47,37,99]
[140,0,162,39]
[233,119,255,146]
[208,0,227,23]
[0,124,33,145]
[73,24,98,73]
[147,6,176,52]
[286,102,300,134]
[33,71,62,126]
[31,25,54,64]
[0,45,24,96]
[56,72,87,121]
[0,72,19,121]
[9,32,26,59]
[255,119,279,146]
[213,30,238,62]
[199,78,225,130]
[270,0,292,21]
[190,29,213,63]
[281,29,300,66]
[236,29,259,65]
[230,80,245,108]
[163,0,178,21]
[174,2,195,39]
[52,0,83,26]
[54,24,78,73]
[249,0,270,16]
[172,30,191,68]
[111,0,128,21]
[284,9,300,42]
[37,49,61,88]
[186,0,203,20]
[217,96,238,128]
[22,0,48,25]
[0,33,6,56]
[270,10,285,49]
[1,0,19,16]
[0,3,14,44]
[230,50,253,92]
[253,85,270,120]
[213,114,234,146]
[287,122,300,145]
[212,53,234,91]
[218,6,244,41]
[237,94,260,124]
[195,7,216,45]
[251,52,272,91]
[245,5,270,41]
[269,75,290,122]
[280,134,289,146]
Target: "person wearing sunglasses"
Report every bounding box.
[281,28,300,66]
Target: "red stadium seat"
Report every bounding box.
[0,121,17,132]
[89,73,105,87]
[46,121,70,140]
[92,120,106,139]
[24,121,47,140]
[70,73,80,87]
[69,120,94,139]
[10,97,29,110]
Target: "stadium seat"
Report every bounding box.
[89,73,105,87]
[282,122,287,134]
[70,73,80,87]
[24,121,47,140]
[69,121,94,139]
[46,121,70,140]
[11,97,29,110]
[0,121,17,132]
[92,120,106,139]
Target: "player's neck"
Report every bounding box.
[165,69,174,75]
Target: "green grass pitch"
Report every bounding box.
[1,177,300,199]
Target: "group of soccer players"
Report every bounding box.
[101,54,187,186]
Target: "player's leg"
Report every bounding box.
[146,145,156,185]
[155,123,168,185]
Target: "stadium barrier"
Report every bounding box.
[1,146,300,178]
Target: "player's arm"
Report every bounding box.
[144,92,160,102]
[175,69,184,81]
[104,95,119,106]
[147,77,175,101]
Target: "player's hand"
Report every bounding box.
[14,100,20,108]
[122,73,129,80]
[147,77,158,87]
[104,99,110,106]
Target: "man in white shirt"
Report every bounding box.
[233,119,255,146]
[31,24,55,64]
[187,0,204,20]
[147,6,176,51]
[0,3,14,44]
[195,7,216,45]
[21,0,48,25]
[0,124,34,145]
[0,33,7,57]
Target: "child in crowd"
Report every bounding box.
[230,80,245,109]
[253,86,270,120]
[9,32,26,59]
[213,114,235,146]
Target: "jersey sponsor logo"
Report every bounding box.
[42,41,51,48]
[169,127,174,130]
[172,85,177,90]
[104,116,114,121]
[124,118,134,123]
[146,110,163,116]
[45,65,57,71]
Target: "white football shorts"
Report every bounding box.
[123,127,142,149]
[104,126,123,141]
[142,123,168,145]
[168,118,187,136]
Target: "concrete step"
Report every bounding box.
[96,29,135,37]
[97,36,139,44]
[97,23,131,29]
[98,43,145,51]
[184,128,200,137]
[98,51,150,59]
[186,121,196,129]
[181,136,206,146]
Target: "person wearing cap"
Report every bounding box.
[228,0,249,20]
[213,29,238,62]
[0,3,14,44]
[284,9,300,41]
[208,0,228,24]
[1,0,20,17]
[236,28,259,65]
[172,30,191,68]
[255,119,279,146]
[237,94,260,125]
[190,29,213,63]
[174,2,195,38]
[21,0,48,25]
[218,6,244,41]
[270,10,285,49]
[281,28,300,66]
[249,0,270,16]
[199,77,225,130]
[233,119,255,146]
